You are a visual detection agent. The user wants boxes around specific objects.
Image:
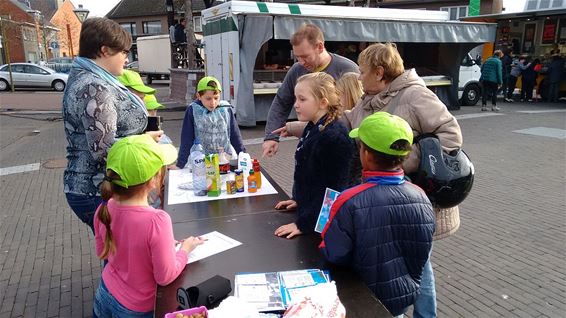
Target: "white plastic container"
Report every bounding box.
[237,151,251,176]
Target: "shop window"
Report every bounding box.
[440,6,468,20]
[142,21,161,34]
[120,22,136,36]
[194,16,202,33]
[539,0,551,8]
[526,0,564,9]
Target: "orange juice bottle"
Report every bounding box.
[247,169,257,193]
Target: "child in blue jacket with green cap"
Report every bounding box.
[176,76,245,168]
[320,112,435,317]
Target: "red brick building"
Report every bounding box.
[0,0,59,64]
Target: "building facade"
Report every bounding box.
[49,0,82,58]
[0,0,59,64]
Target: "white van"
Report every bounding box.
[458,53,482,106]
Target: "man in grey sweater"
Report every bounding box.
[262,24,358,157]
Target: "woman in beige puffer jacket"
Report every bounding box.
[345,43,463,240]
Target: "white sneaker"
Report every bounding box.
[481,106,488,111]
[492,106,500,112]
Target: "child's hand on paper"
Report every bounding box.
[275,199,297,211]
[180,236,205,253]
[275,222,302,239]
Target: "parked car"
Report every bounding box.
[46,57,74,74]
[0,63,69,91]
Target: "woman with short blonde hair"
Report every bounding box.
[344,42,464,318]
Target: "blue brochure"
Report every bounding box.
[314,188,341,233]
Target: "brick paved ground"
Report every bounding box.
[0,101,565,317]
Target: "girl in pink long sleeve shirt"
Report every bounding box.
[93,134,203,317]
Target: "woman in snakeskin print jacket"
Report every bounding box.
[62,18,160,233]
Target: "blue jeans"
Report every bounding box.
[93,279,153,318]
[65,193,102,234]
[413,257,437,318]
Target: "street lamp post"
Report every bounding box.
[73,5,90,23]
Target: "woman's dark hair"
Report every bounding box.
[79,18,132,59]
[362,140,411,170]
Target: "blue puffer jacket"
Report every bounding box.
[320,170,435,316]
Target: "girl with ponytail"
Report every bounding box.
[93,135,203,317]
[274,72,355,239]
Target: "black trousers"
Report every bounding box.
[482,80,498,106]
[507,76,518,99]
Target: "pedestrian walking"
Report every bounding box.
[480,50,503,111]
[546,53,565,102]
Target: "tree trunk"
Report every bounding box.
[185,0,196,69]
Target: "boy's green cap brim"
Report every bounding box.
[106,134,177,188]
[197,76,222,92]
[144,94,165,110]
[349,112,413,156]
[117,70,156,94]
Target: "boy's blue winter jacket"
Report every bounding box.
[320,170,435,316]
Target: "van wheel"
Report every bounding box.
[461,84,480,106]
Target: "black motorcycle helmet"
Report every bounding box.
[409,134,474,209]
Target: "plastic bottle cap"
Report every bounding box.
[249,169,254,174]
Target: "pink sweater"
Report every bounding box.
[94,199,189,312]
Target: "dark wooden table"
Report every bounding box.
[155,171,391,318]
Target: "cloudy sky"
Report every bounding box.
[72,0,528,18]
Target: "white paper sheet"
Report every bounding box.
[177,231,242,264]
[280,271,317,289]
[167,169,278,205]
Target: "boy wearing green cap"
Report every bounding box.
[319,112,435,317]
[117,69,156,100]
[176,76,245,168]
[144,94,165,116]
[93,134,203,316]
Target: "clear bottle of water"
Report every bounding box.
[189,139,207,196]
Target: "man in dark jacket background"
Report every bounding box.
[320,112,435,317]
[547,54,565,102]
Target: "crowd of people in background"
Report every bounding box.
[487,47,565,104]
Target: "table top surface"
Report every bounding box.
[164,170,290,223]
[155,171,391,318]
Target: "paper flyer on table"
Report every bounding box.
[176,231,242,264]
[167,169,278,205]
[314,188,341,233]
[234,269,330,312]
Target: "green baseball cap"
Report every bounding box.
[143,94,165,110]
[197,76,222,93]
[349,112,413,156]
[106,134,177,188]
[117,70,156,94]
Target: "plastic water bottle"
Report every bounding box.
[189,139,207,196]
